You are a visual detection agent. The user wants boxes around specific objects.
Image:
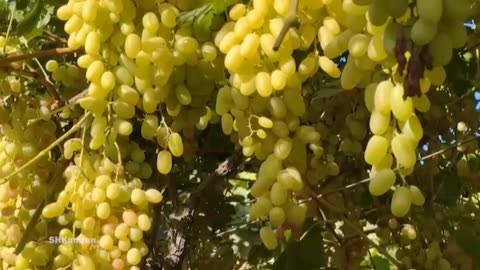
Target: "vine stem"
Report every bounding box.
[272,0,299,51]
[0,112,91,185]
[0,47,80,67]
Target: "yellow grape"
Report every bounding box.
[323,16,341,35]
[272,121,289,138]
[73,255,95,270]
[221,113,234,135]
[390,85,413,121]
[168,133,184,157]
[367,34,387,62]
[276,167,303,191]
[274,137,292,160]
[240,33,260,59]
[143,12,159,32]
[45,60,59,72]
[401,114,423,142]
[78,96,108,115]
[141,115,158,140]
[86,60,105,82]
[157,150,172,174]
[374,80,392,113]
[343,0,368,15]
[125,33,142,59]
[269,96,288,119]
[216,86,234,115]
[250,197,273,219]
[138,214,152,231]
[283,89,306,116]
[96,202,111,219]
[117,85,140,105]
[364,83,377,112]
[364,135,389,165]
[113,119,133,136]
[258,117,273,129]
[348,34,370,57]
[420,77,431,94]
[229,3,246,20]
[126,248,141,265]
[224,45,244,71]
[64,15,82,34]
[142,89,160,113]
[295,126,320,144]
[429,33,453,67]
[425,66,446,85]
[259,226,278,250]
[100,71,116,92]
[42,202,64,218]
[369,110,390,135]
[231,88,249,110]
[386,0,408,18]
[391,134,416,168]
[85,31,101,55]
[112,99,135,119]
[57,4,73,21]
[271,69,287,90]
[413,94,431,112]
[369,169,396,196]
[285,203,307,225]
[416,0,442,23]
[131,188,148,206]
[252,155,283,196]
[411,18,437,45]
[391,186,412,217]
[269,207,286,226]
[256,129,267,139]
[270,182,288,206]
[368,0,389,26]
[325,30,354,59]
[318,56,341,78]
[256,72,273,97]
[445,23,468,49]
[174,85,192,105]
[409,185,425,206]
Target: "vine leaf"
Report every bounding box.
[177,0,235,41]
[273,225,326,270]
[16,2,54,41]
[15,1,43,35]
[370,256,391,270]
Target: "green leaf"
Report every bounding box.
[177,5,212,26]
[193,8,214,42]
[273,225,326,270]
[205,0,236,13]
[370,256,391,270]
[16,1,43,36]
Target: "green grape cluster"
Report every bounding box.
[57,0,225,173]
[38,151,160,270]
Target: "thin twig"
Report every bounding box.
[341,217,404,269]
[0,47,80,67]
[12,69,63,103]
[300,135,480,202]
[0,112,91,185]
[272,0,299,51]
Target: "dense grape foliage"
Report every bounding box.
[0,0,480,269]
